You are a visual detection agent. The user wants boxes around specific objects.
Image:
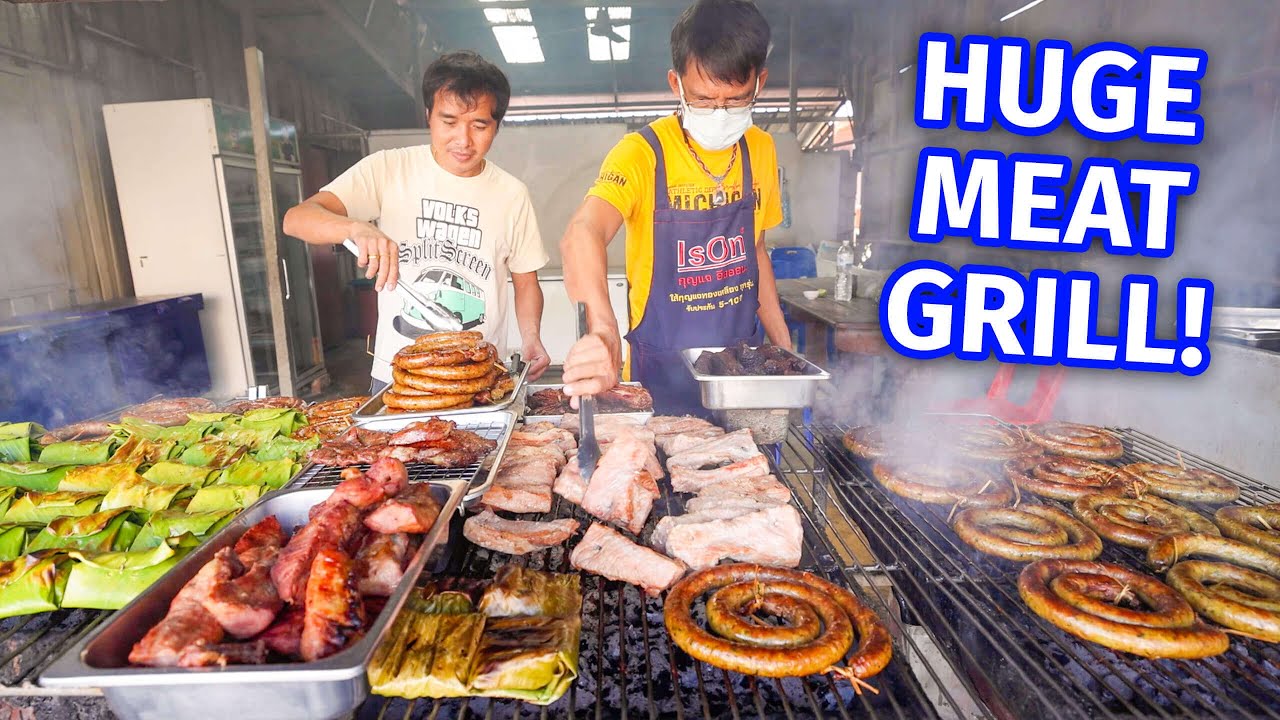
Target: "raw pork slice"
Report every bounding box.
[580,439,660,534]
[570,523,686,596]
[669,453,771,493]
[663,504,803,570]
[696,474,793,505]
[463,510,580,555]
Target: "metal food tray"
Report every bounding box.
[680,346,830,410]
[1209,305,1280,330]
[39,481,468,720]
[351,356,529,425]
[291,411,516,508]
[522,381,654,425]
[1212,327,1280,350]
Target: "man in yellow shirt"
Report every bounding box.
[560,0,790,415]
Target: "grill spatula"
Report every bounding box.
[575,302,599,483]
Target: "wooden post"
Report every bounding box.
[241,1,296,396]
[788,9,798,136]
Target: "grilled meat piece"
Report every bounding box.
[666,429,759,470]
[327,467,389,511]
[570,523,685,596]
[355,532,408,596]
[234,516,287,567]
[683,495,786,515]
[463,510,579,555]
[580,439,660,534]
[693,344,807,376]
[366,457,409,497]
[129,548,237,667]
[299,547,365,662]
[388,419,456,446]
[696,474,793,505]
[176,640,268,668]
[272,501,363,604]
[503,444,568,473]
[509,423,577,457]
[481,482,554,515]
[526,388,569,415]
[662,504,803,570]
[553,458,586,506]
[219,396,306,414]
[38,420,114,446]
[258,605,305,657]
[659,427,727,456]
[364,483,442,534]
[670,454,771,493]
[204,563,283,639]
[120,397,218,426]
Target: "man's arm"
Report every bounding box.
[755,232,792,350]
[283,191,400,291]
[511,271,550,381]
[560,196,625,401]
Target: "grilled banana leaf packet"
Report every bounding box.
[185,484,265,513]
[217,456,298,489]
[59,463,142,494]
[177,438,247,469]
[100,474,187,513]
[131,509,235,550]
[0,526,27,562]
[0,423,44,464]
[0,551,70,618]
[237,408,307,437]
[3,491,102,525]
[37,439,117,466]
[26,508,142,553]
[142,461,217,487]
[61,534,199,610]
[0,462,73,492]
[368,568,581,705]
[252,435,320,463]
[108,435,180,466]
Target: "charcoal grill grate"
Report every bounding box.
[802,421,1280,720]
[353,438,980,719]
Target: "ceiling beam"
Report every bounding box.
[314,0,416,100]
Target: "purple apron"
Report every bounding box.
[626,125,762,416]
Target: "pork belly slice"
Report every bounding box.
[204,563,283,639]
[666,429,759,470]
[658,427,726,456]
[128,548,237,667]
[695,473,793,505]
[580,439,660,534]
[234,516,287,567]
[662,504,803,570]
[682,495,786,515]
[669,453,771,493]
[364,483,443,534]
[480,482,553,515]
[509,423,577,456]
[176,640,268,668]
[327,467,389,511]
[463,510,580,555]
[355,532,408,596]
[258,605,305,657]
[496,446,564,479]
[299,547,365,662]
[559,414,648,443]
[647,416,718,436]
[569,522,685,596]
[651,503,780,552]
[388,419,456,446]
[366,457,410,497]
[553,458,586,506]
[272,500,363,605]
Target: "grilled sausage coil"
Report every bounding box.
[1119,462,1240,504]
[1215,504,1280,555]
[1146,533,1280,642]
[947,426,1041,462]
[1025,422,1124,460]
[954,505,1104,562]
[392,366,501,395]
[664,564,893,680]
[408,361,495,381]
[1004,456,1133,501]
[1072,493,1218,549]
[1018,559,1229,659]
[393,342,496,369]
[872,462,1014,507]
[382,391,475,411]
[705,581,826,648]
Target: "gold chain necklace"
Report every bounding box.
[680,128,738,208]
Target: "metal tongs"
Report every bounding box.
[341,239,462,333]
[575,302,599,482]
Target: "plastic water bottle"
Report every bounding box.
[835,239,855,302]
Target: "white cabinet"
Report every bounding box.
[505,275,629,367]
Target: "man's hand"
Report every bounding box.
[521,337,551,382]
[561,330,621,409]
[349,222,400,291]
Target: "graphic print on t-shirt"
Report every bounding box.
[393,198,495,336]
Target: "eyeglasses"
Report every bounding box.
[678,77,759,113]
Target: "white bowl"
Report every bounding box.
[802,290,820,300]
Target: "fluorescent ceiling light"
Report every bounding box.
[835,100,853,118]
[898,65,913,74]
[484,8,533,24]
[1000,0,1047,22]
[586,6,631,20]
[492,25,545,63]
[586,7,631,62]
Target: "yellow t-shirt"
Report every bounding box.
[587,114,783,331]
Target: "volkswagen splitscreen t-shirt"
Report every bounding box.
[323,147,549,383]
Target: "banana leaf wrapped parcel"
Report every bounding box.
[26,508,141,553]
[130,509,235,550]
[0,551,70,618]
[237,408,307,437]
[0,462,72,492]
[178,438,247,469]
[59,463,142,493]
[108,436,179,466]
[0,526,27,562]
[0,423,44,464]
[217,456,298,489]
[37,439,117,466]
[142,461,217,487]
[252,435,320,463]
[185,484,265,513]
[61,534,199,610]
[368,568,582,705]
[3,491,102,525]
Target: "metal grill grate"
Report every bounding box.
[353,442,979,719]
[798,422,1280,720]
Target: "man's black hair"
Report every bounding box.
[670,0,771,85]
[421,50,511,122]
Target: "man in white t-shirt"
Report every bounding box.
[283,51,550,392]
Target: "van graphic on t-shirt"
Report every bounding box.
[392,266,487,336]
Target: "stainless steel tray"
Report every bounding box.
[290,411,516,509]
[352,355,529,425]
[40,481,468,720]
[1210,306,1280,331]
[522,381,654,425]
[680,346,830,410]
[1212,327,1280,350]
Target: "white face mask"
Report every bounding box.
[678,77,757,151]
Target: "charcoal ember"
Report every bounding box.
[712,350,746,375]
[762,358,789,375]
[693,352,715,374]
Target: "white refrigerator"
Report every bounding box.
[103,98,326,399]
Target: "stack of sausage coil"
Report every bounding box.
[297,397,368,440]
[953,505,1103,562]
[1024,422,1125,460]
[1018,559,1229,658]
[664,564,892,685]
[1004,456,1133,501]
[871,462,1014,507]
[386,331,515,413]
[1145,533,1280,642]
